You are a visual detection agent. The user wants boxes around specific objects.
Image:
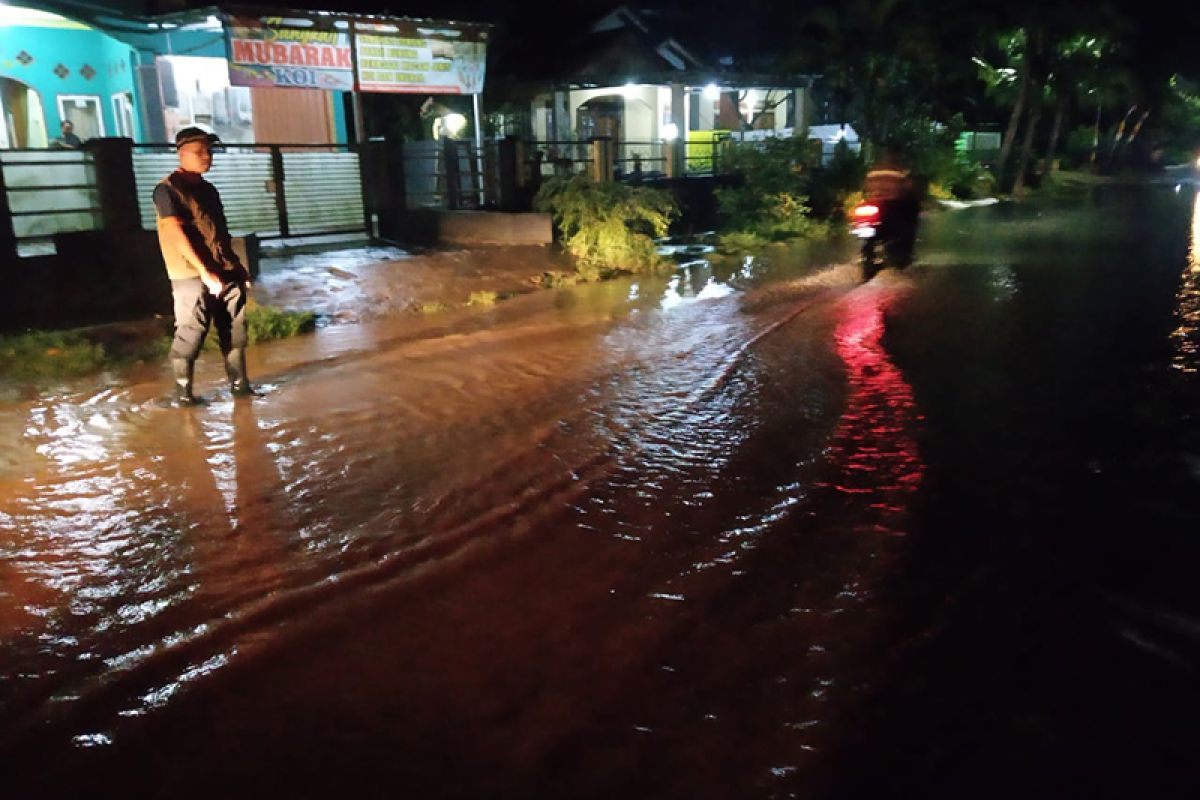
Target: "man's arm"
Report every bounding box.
[158,216,225,295]
[212,199,250,286]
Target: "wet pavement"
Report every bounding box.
[4,185,1200,798]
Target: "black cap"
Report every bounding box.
[175,126,220,149]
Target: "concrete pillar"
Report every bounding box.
[0,163,16,262]
[83,137,141,231]
[552,89,572,142]
[591,137,614,182]
[498,136,523,210]
[669,82,686,178]
[360,138,393,239]
[794,86,811,133]
[443,136,462,209]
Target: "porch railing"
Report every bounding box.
[516,135,729,184]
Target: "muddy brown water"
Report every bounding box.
[4,186,1200,798]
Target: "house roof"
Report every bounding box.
[494,4,811,90]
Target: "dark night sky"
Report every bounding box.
[214,0,1200,79]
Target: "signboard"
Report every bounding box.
[354,22,487,95]
[226,16,354,91]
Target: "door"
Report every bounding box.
[111,92,135,138]
[57,95,104,140]
[1,77,47,148]
[112,92,136,139]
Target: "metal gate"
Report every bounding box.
[0,149,101,256]
[133,143,368,239]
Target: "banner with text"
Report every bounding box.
[354,21,488,95]
[226,16,354,91]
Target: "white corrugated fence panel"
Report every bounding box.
[282,152,364,234]
[134,150,281,236]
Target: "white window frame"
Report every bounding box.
[56,94,106,137]
[111,92,135,138]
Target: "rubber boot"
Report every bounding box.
[171,358,204,406]
[224,348,258,397]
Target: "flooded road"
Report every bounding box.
[4,185,1200,797]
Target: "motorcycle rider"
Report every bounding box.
[863,148,920,268]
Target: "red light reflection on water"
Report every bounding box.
[819,287,924,533]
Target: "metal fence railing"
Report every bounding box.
[516,135,729,184]
[133,143,367,239]
[0,149,101,256]
[401,140,499,210]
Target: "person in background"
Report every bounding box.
[153,126,255,406]
[863,148,921,268]
[50,120,82,149]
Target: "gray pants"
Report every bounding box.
[170,277,248,361]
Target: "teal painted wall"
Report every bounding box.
[0,21,140,141]
[334,91,348,143]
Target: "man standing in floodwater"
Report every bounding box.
[154,126,255,405]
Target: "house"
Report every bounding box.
[1,2,494,253]
[0,4,142,147]
[496,5,814,176]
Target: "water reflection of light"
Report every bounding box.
[988,263,1019,301]
[740,255,756,281]
[1190,189,1200,274]
[660,274,735,309]
[820,289,924,532]
[1171,190,1200,373]
[660,275,684,309]
[696,278,734,300]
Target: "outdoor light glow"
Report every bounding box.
[662,122,679,141]
[442,113,468,137]
[703,83,720,100]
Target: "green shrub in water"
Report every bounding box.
[245,303,317,343]
[466,290,498,307]
[203,303,316,348]
[0,330,107,381]
[534,175,678,281]
[716,137,827,242]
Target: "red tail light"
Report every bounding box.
[852,203,880,219]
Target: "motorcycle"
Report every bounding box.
[849,200,916,280]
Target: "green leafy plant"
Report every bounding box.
[203,303,316,349]
[534,175,678,281]
[536,271,581,289]
[806,142,869,220]
[0,331,107,381]
[466,290,498,307]
[938,154,998,199]
[715,137,826,242]
[244,304,317,343]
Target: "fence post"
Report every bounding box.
[0,162,17,261]
[360,138,387,240]
[83,137,141,231]
[591,137,613,182]
[269,146,289,237]
[443,137,461,209]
